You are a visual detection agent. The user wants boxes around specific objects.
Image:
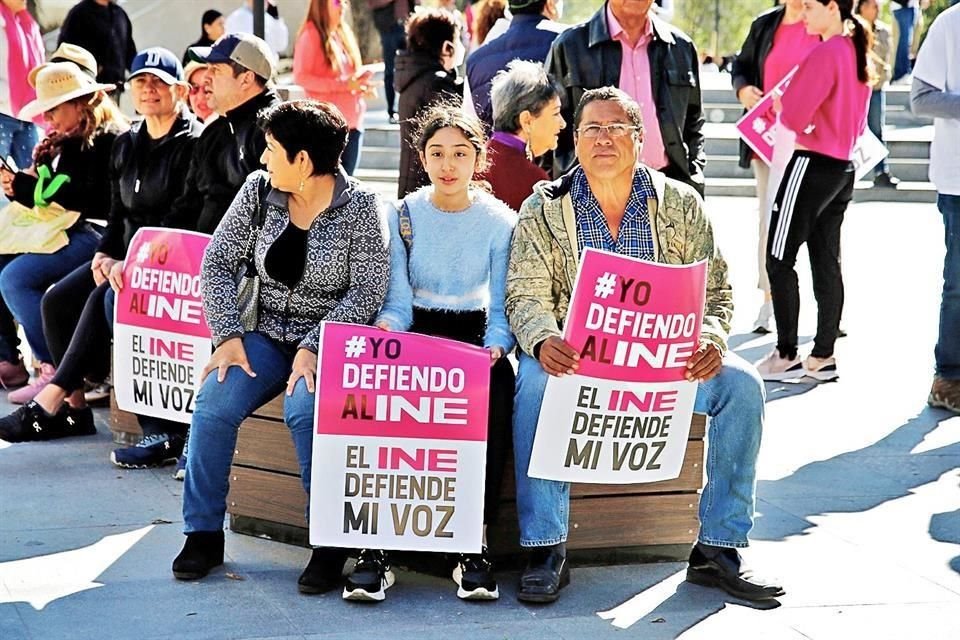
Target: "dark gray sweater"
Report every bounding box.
[201,170,390,352]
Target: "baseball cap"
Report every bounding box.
[188,33,276,82]
[129,47,186,85]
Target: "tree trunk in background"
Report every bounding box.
[350,2,382,64]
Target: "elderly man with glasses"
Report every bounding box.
[505,87,782,605]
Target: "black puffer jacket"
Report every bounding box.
[165,88,281,234]
[730,6,786,169]
[395,50,461,198]
[97,109,204,259]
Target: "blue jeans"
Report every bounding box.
[341,128,364,176]
[377,22,405,116]
[182,332,316,533]
[0,224,100,364]
[0,114,39,175]
[867,90,889,175]
[512,350,764,548]
[936,194,960,379]
[893,6,919,81]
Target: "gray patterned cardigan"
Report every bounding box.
[201,170,390,352]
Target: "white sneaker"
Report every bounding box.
[754,349,803,381]
[803,355,838,382]
[752,301,774,334]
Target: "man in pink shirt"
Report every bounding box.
[545,0,705,195]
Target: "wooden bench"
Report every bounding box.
[225,396,706,561]
[110,395,707,561]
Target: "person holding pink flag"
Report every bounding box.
[732,0,820,334]
[347,104,517,602]
[506,87,782,604]
[754,0,872,382]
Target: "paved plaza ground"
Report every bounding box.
[1,195,959,640]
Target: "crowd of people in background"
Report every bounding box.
[0,0,956,612]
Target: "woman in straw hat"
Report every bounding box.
[0,61,127,406]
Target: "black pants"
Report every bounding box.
[766,151,854,359]
[410,308,515,525]
[43,264,186,438]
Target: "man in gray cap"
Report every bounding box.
[465,0,565,128]
[165,33,281,234]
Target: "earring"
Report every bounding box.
[298,176,305,193]
[523,130,533,162]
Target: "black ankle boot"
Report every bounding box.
[172,531,224,580]
[298,547,348,594]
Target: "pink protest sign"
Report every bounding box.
[735,67,798,166]
[529,249,707,484]
[564,248,707,384]
[310,322,490,553]
[113,228,212,422]
[737,67,887,181]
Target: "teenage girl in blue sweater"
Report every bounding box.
[343,105,517,603]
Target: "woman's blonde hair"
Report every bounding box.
[34,91,130,166]
[300,0,363,75]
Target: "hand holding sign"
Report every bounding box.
[539,336,580,377]
[685,341,722,383]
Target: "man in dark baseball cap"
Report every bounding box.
[188,32,277,83]
[166,32,280,234]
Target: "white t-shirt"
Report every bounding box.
[912,6,960,195]
[225,6,290,56]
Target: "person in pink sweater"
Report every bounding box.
[754,0,871,383]
[293,0,373,175]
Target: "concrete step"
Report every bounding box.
[358,146,401,171]
[702,122,933,159]
[703,102,931,128]
[704,154,931,182]
[356,168,935,204]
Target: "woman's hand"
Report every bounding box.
[375,321,391,330]
[488,346,504,366]
[737,85,764,110]
[107,260,125,293]
[201,337,256,383]
[772,93,783,115]
[287,348,318,396]
[90,252,109,285]
[0,167,15,197]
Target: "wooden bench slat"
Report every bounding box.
[227,467,701,550]
[235,418,300,474]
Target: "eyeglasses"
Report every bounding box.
[577,123,639,138]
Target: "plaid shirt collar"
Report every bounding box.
[571,164,657,260]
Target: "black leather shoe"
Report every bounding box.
[172,531,224,580]
[517,547,569,603]
[686,543,785,601]
[298,547,348,594]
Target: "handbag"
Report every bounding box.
[0,166,78,255]
[235,174,272,333]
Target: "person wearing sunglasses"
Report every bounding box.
[505,87,782,605]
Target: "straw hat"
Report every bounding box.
[19,62,116,120]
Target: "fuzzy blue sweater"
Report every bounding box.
[376,187,518,352]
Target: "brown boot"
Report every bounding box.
[0,358,28,389]
[928,377,960,413]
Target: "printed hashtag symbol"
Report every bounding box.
[136,242,152,264]
[594,272,617,299]
[343,336,367,358]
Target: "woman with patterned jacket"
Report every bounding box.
[171,100,390,594]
